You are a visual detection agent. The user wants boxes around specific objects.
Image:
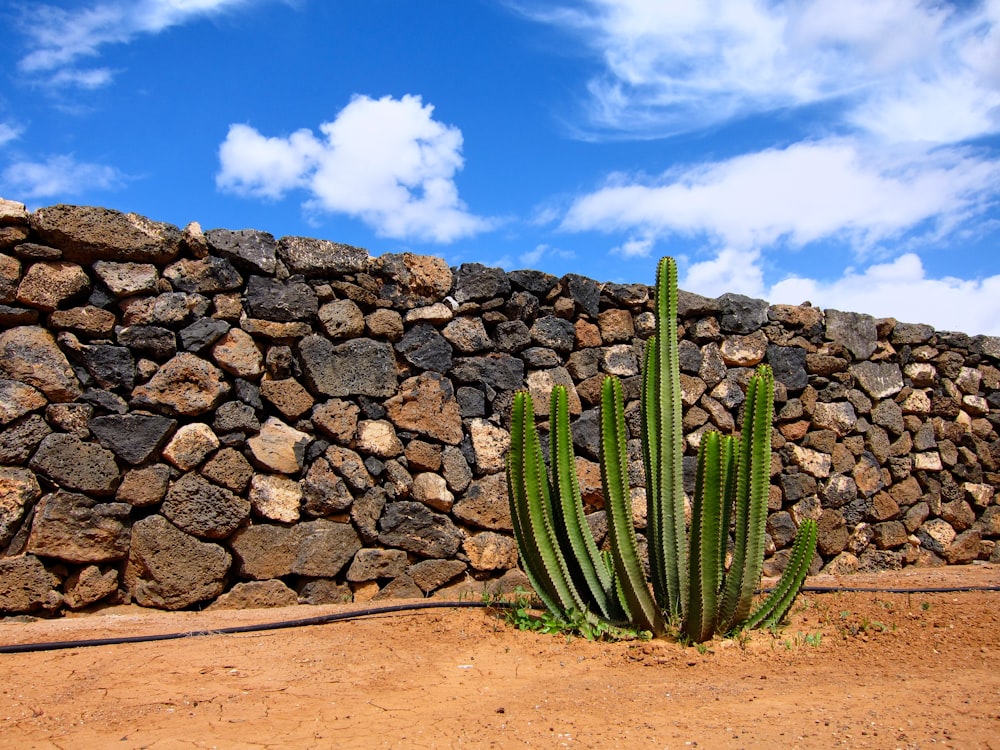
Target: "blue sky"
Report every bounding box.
[2,1,999,335]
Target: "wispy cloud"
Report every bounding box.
[528,1,1000,333]
[217,94,496,243]
[563,139,1000,259]
[18,0,262,88]
[524,0,1000,143]
[1,154,127,198]
[0,123,23,147]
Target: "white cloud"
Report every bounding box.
[610,235,654,259]
[0,123,23,147]
[563,136,1000,314]
[1,154,127,198]
[18,0,261,87]
[216,94,495,243]
[530,1,1000,334]
[217,124,321,199]
[770,253,1000,336]
[563,139,1000,252]
[684,247,764,299]
[527,0,1000,144]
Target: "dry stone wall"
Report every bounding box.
[1,198,998,615]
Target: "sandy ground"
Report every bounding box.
[1,564,998,750]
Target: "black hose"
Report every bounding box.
[799,584,1000,594]
[0,599,511,655]
[2,584,998,655]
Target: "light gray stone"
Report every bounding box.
[463,531,518,571]
[412,472,455,512]
[0,466,41,546]
[0,555,58,613]
[247,417,312,474]
[132,353,230,417]
[207,579,298,610]
[0,326,81,402]
[850,361,904,399]
[26,490,131,563]
[162,422,219,470]
[249,473,302,523]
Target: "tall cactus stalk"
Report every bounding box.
[507,257,817,642]
[600,377,667,636]
[643,257,688,618]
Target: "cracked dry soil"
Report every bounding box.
[1,564,998,750]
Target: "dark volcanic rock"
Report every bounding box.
[396,323,453,372]
[378,501,462,559]
[508,269,558,296]
[718,293,769,333]
[164,256,243,294]
[116,325,177,360]
[29,433,120,495]
[179,318,230,352]
[298,335,397,398]
[244,275,318,321]
[278,236,368,277]
[205,228,278,274]
[826,310,878,360]
[767,345,809,391]
[0,414,51,464]
[89,413,177,465]
[564,274,601,317]
[530,316,576,353]
[451,355,525,390]
[64,341,135,390]
[453,263,511,303]
[161,472,251,539]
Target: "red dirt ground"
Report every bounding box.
[1,564,998,749]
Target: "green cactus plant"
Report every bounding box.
[506,257,818,643]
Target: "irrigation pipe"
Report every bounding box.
[2,584,999,655]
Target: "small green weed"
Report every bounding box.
[498,591,651,642]
[778,631,823,650]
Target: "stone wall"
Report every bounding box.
[1,198,997,615]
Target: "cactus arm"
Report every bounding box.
[507,396,564,616]
[734,365,775,624]
[684,430,726,643]
[717,365,774,631]
[643,256,687,617]
[717,434,738,583]
[507,391,583,617]
[549,385,617,620]
[742,518,818,631]
[602,549,629,619]
[601,377,668,637]
[507,455,565,617]
[642,336,666,607]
